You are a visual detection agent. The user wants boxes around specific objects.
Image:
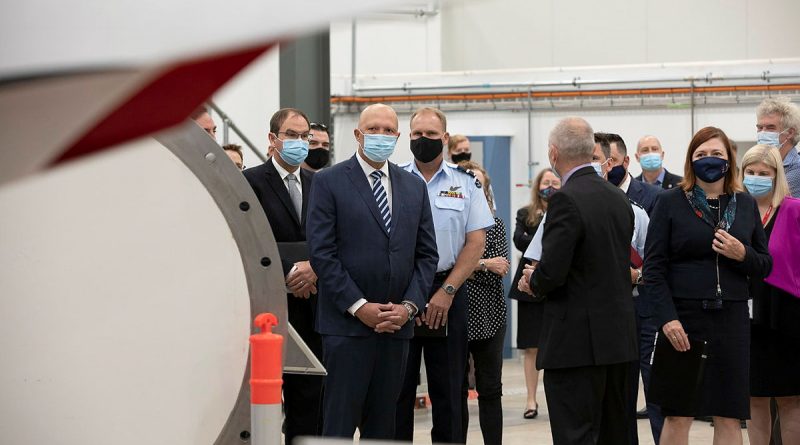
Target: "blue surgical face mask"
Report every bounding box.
[640,153,663,171]
[278,138,309,166]
[360,131,397,162]
[692,157,728,183]
[756,129,787,148]
[591,162,604,177]
[743,175,774,197]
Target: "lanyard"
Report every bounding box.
[761,205,773,226]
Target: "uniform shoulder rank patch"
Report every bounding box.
[455,165,482,188]
[628,198,644,210]
[456,165,475,177]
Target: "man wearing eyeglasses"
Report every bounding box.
[303,122,331,172]
[243,108,322,444]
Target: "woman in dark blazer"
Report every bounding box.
[508,167,560,419]
[740,145,800,445]
[643,127,772,445]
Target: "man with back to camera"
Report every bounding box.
[634,135,682,190]
[394,107,495,444]
[302,122,331,172]
[519,117,637,445]
[602,132,662,214]
[242,108,322,444]
[756,96,800,197]
[448,134,472,163]
[306,103,438,440]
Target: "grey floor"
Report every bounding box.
[410,356,743,445]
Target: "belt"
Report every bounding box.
[434,269,453,281]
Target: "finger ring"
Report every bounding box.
[300,280,305,285]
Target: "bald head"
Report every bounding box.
[358,104,399,132]
[637,135,663,154]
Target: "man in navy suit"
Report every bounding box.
[306,103,439,440]
[243,108,322,445]
[634,135,683,190]
[603,133,662,214]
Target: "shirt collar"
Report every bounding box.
[619,172,632,193]
[271,156,301,184]
[409,158,449,182]
[784,147,800,166]
[562,163,592,185]
[656,168,667,185]
[356,151,390,179]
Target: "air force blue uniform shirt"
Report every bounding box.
[401,160,495,272]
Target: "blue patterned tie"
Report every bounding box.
[370,170,391,232]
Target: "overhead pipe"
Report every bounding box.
[351,72,800,95]
[332,83,800,105]
[207,101,267,163]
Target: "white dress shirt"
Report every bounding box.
[272,156,302,198]
[355,152,392,212]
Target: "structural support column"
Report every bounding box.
[279,30,331,127]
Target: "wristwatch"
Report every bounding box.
[401,302,417,321]
[479,260,487,272]
[634,269,643,285]
[441,283,457,296]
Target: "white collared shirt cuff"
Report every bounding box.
[348,298,368,316]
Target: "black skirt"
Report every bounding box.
[516,300,543,349]
[656,299,750,419]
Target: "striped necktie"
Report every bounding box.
[370,170,391,232]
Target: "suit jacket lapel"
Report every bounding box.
[346,156,390,237]
[300,168,313,228]
[388,163,404,239]
[264,159,301,227]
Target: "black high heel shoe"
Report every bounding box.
[523,403,539,419]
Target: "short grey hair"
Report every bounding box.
[757,97,800,145]
[549,117,595,162]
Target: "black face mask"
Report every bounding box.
[304,148,330,170]
[607,165,627,186]
[451,152,471,164]
[410,136,443,163]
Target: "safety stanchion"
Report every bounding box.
[250,313,283,445]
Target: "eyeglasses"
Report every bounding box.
[277,130,311,141]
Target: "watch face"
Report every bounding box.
[444,284,456,294]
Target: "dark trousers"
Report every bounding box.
[321,334,409,440]
[461,325,505,445]
[283,373,323,444]
[396,283,469,443]
[639,315,664,444]
[544,362,633,445]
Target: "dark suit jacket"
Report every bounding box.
[509,207,541,302]
[532,166,638,370]
[243,159,319,348]
[642,188,772,327]
[636,168,683,191]
[627,174,662,214]
[307,155,439,339]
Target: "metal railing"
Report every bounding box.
[207,101,268,164]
